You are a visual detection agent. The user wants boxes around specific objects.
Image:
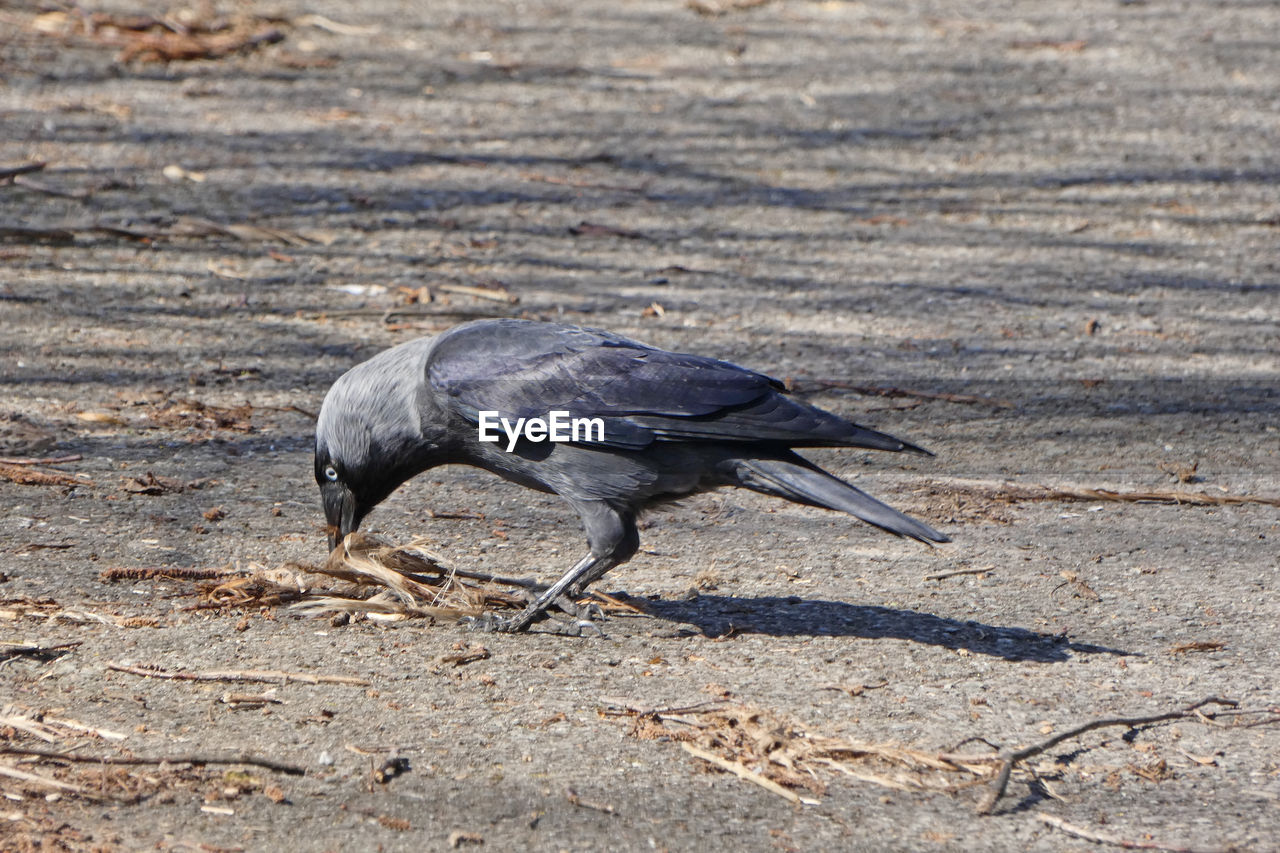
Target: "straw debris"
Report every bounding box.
[605,700,1002,805]
[286,533,635,625]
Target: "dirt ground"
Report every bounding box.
[2,0,1279,850]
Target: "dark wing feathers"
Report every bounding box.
[428,319,925,453]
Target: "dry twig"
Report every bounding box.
[436,282,519,304]
[1169,641,1226,655]
[0,162,46,182]
[169,216,314,246]
[975,697,1238,815]
[0,747,304,776]
[682,742,818,805]
[609,697,1279,813]
[925,566,994,581]
[287,533,639,626]
[0,761,88,794]
[0,462,86,487]
[0,454,81,466]
[106,662,369,687]
[1036,812,1216,853]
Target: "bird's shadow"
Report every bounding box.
[633,594,1128,662]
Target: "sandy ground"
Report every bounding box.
[2,0,1278,850]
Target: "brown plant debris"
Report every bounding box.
[0,462,86,487]
[31,10,287,64]
[189,570,306,611]
[100,566,238,582]
[0,702,297,806]
[120,471,210,495]
[1158,460,1199,484]
[973,697,1273,815]
[290,533,493,623]
[0,596,63,621]
[607,700,999,805]
[285,532,638,626]
[105,535,641,626]
[604,696,1280,814]
[681,742,818,805]
[1036,812,1216,853]
[1055,571,1101,602]
[0,453,82,466]
[144,398,254,432]
[435,644,491,668]
[1168,641,1226,655]
[0,597,133,627]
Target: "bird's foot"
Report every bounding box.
[461,597,607,637]
[553,597,605,622]
[461,611,515,633]
[459,601,547,634]
[511,587,605,624]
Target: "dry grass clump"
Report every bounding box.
[156,533,527,623]
[287,533,525,623]
[609,700,1000,803]
[100,533,642,627]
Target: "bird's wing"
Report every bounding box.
[428,319,921,452]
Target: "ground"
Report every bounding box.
[1,1,1278,850]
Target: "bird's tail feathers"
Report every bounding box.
[838,424,933,455]
[735,458,949,544]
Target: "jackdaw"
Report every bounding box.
[315,318,947,632]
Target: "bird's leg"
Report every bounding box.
[462,555,607,634]
[468,502,638,635]
[499,552,605,633]
[507,583,603,622]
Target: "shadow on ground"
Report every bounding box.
[638,593,1129,662]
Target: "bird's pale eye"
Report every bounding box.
[324,465,339,482]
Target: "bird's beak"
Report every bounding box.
[322,484,359,553]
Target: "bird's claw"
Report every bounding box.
[460,605,541,634]
[460,598,607,637]
[461,612,513,633]
[565,618,606,638]
[555,597,604,623]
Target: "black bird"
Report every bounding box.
[315,318,948,632]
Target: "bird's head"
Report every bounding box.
[314,340,447,552]
[315,407,406,552]
[314,441,366,553]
